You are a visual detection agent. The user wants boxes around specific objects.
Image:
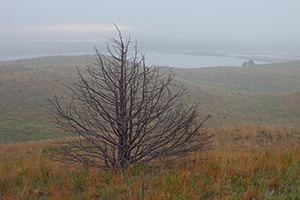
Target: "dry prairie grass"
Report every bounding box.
[0,124,299,199]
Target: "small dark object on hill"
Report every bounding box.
[242,59,256,66]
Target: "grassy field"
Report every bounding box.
[1,55,300,143]
[0,56,300,199]
[0,125,299,199]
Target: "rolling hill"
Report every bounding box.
[0,55,300,143]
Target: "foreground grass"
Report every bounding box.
[0,125,300,199]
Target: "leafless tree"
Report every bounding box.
[49,27,214,170]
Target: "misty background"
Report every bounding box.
[1,0,300,67]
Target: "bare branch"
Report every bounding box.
[49,26,214,170]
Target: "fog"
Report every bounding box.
[1,0,300,52]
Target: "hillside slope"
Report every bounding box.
[1,56,300,143]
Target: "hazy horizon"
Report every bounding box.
[2,0,300,52]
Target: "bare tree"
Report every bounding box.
[49,27,213,170]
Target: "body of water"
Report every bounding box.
[144,52,263,68]
[1,41,300,68]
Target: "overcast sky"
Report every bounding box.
[1,0,300,51]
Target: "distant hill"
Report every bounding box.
[172,61,300,126]
[1,55,300,143]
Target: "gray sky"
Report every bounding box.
[1,0,300,51]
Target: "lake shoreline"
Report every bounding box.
[1,40,300,67]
